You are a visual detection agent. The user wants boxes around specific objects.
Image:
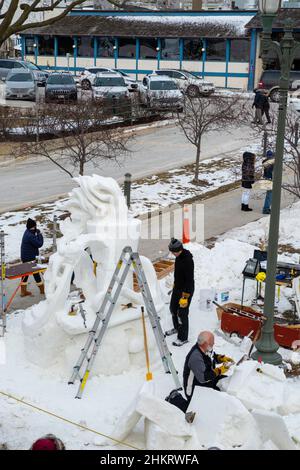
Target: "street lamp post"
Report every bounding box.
[252,0,300,364]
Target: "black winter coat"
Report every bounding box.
[253,91,265,109]
[183,344,222,399]
[21,229,44,262]
[173,249,194,295]
[242,152,255,189]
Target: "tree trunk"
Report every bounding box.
[193,140,201,183]
[79,159,85,176]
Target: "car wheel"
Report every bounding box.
[81,79,91,90]
[187,85,200,98]
[269,87,280,103]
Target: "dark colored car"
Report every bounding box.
[258,70,300,102]
[45,73,77,103]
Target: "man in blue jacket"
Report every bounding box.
[20,218,44,297]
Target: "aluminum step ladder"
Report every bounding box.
[69,246,182,398]
[0,230,6,337]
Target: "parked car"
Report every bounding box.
[289,90,300,114]
[112,70,139,92]
[154,69,215,97]
[92,72,130,101]
[5,69,36,101]
[80,66,139,92]
[139,74,184,111]
[0,58,48,86]
[45,73,77,103]
[258,70,300,103]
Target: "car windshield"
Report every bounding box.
[25,62,40,70]
[7,73,33,82]
[150,80,178,91]
[47,75,74,85]
[94,77,125,87]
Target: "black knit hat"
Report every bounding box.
[26,218,36,230]
[168,238,183,253]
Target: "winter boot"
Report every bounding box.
[38,283,45,295]
[243,205,253,212]
[241,203,245,211]
[165,328,177,337]
[20,285,33,297]
[172,339,188,347]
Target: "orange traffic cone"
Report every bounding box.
[182,205,191,245]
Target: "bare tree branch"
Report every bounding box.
[175,94,245,183]
[19,100,133,178]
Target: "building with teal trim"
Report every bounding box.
[19,8,300,91]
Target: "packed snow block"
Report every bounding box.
[135,389,192,438]
[252,409,297,450]
[188,388,261,450]
[224,361,259,395]
[224,361,286,412]
[145,420,186,450]
[108,394,143,445]
[278,383,300,415]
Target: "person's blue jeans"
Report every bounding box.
[263,190,272,212]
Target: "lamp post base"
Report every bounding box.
[251,348,282,365]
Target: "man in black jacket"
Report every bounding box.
[166,238,194,347]
[20,218,44,297]
[183,331,234,403]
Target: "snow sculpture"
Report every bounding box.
[22,175,165,374]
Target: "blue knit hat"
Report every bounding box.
[266,150,274,158]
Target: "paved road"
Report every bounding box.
[0,123,253,212]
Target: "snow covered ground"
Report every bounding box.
[0,203,300,450]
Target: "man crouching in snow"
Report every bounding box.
[183,331,234,403]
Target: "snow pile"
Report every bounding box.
[223,200,300,253]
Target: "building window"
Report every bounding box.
[57,36,74,56]
[97,37,115,57]
[206,39,226,62]
[25,37,35,55]
[77,37,94,57]
[118,38,136,58]
[230,39,250,62]
[139,38,158,59]
[38,35,54,56]
[183,39,204,61]
[161,38,180,60]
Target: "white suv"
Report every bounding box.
[154,69,215,97]
[92,72,130,101]
[139,74,183,111]
[80,67,138,92]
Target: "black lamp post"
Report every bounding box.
[252,0,300,364]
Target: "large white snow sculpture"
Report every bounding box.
[22,174,165,374]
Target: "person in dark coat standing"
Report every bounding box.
[183,331,234,403]
[241,151,256,212]
[252,89,264,124]
[262,150,274,214]
[20,218,44,297]
[166,238,194,347]
[261,90,271,124]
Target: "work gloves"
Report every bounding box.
[216,354,234,364]
[179,292,190,309]
[213,364,230,376]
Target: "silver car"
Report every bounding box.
[5,69,36,101]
